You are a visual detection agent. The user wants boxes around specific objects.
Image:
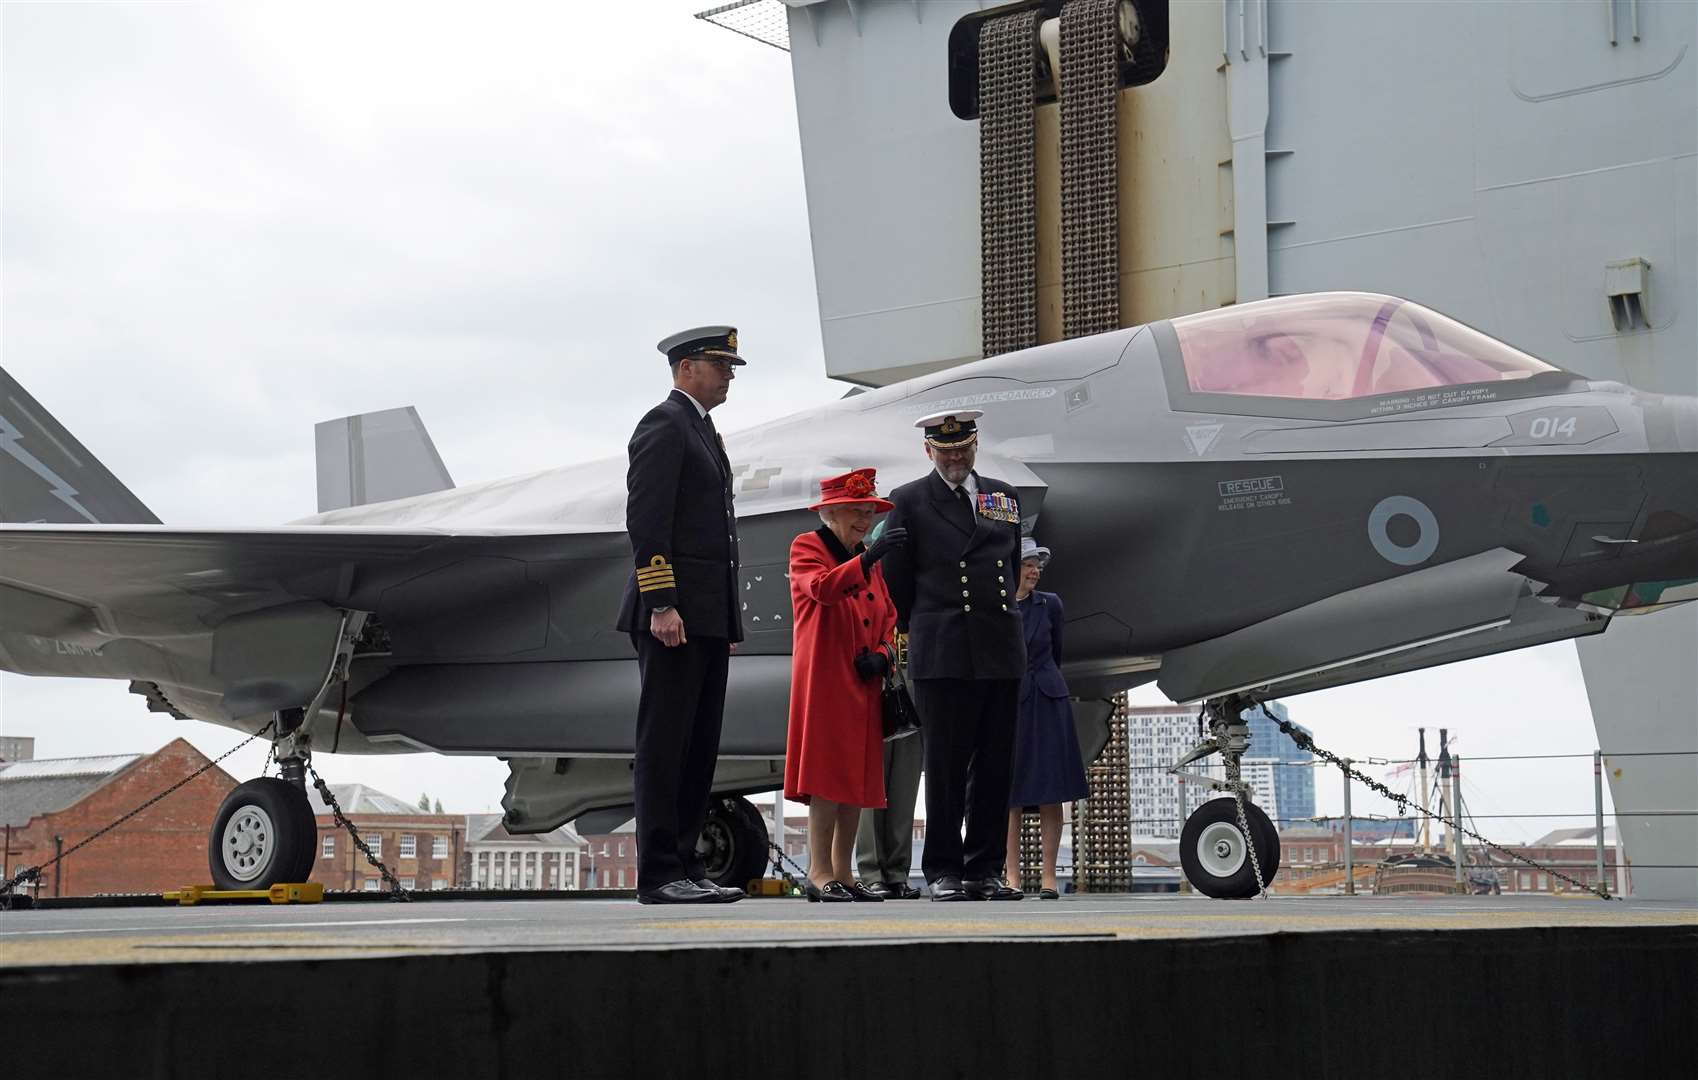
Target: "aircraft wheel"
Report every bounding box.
[208,778,317,891]
[1249,802,1281,883]
[698,796,770,889]
[1180,797,1279,900]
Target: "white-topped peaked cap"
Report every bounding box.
[913,408,983,448]
[657,325,745,365]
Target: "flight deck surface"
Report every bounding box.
[5,892,1691,1076]
[3,892,1691,967]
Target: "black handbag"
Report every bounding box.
[880,669,921,743]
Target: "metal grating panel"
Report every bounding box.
[695,0,790,52]
[1059,0,1121,338]
[977,8,1039,358]
[1071,693,1133,892]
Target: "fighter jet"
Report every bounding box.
[3,293,1693,897]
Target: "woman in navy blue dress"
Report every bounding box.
[1005,538,1089,899]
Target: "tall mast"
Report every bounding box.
[1417,728,1431,853]
[1437,728,1454,856]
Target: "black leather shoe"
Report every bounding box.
[847,881,885,902]
[965,877,1024,901]
[818,880,854,902]
[892,882,922,900]
[929,876,969,901]
[863,881,897,900]
[637,879,719,905]
[694,879,747,903]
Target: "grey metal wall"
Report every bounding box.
[780,0,1697,896]
[1253,0,1697,901]
[1257,0,1694,395]
[785,1,986,384]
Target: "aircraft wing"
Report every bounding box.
[0,523,610,637]
[0,523,621,721]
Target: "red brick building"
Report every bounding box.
[575,819,639,890]
[1271,826,1629,895]
[0,738,237,897]
[308,784,466,892]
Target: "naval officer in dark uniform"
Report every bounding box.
[616,325,746,905]
[881,409,1026,901]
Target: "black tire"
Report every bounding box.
[698,796,770,889]
[1179,797,1280,900]
[208,778,317,891]
[284,781,320,884]
[1249,802,1281,883]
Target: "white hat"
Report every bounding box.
[913,409,983,449]
[1020,536,1051,566]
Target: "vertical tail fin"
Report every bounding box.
[314,406,455,512]
[0,366,160,524]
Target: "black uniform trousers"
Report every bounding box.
[914,676,1020,884]
[631,631,730,891]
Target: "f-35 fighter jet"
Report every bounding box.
[3,293,1692,896]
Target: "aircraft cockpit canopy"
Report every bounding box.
[1156,293,1572,421]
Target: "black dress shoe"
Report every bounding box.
[694,879,747,903]
[892,883,922,900]
[929,876,969,901]
[637,879,719,905]
[1038,887,1060,900]
[863,881,897,900]
[965,877,1024,901]
[818,880,855,903]
[802,879,855,903]
[846,881,885,902]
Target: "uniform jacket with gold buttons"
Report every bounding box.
[615,389,743,642]
[882,469,1025,680]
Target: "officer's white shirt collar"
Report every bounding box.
[938,470,978,500]
[674,388,710,419]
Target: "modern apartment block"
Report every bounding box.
[1125,702,1311,837]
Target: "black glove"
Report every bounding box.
[854,648,891,680]
[860,526,908,573]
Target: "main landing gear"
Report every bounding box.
[207,612,366,891]
[1170,694,1282,899]
[698,796,770,889]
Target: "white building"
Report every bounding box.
[463,813,583,891]
[1127,705,1279,838]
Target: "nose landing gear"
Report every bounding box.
[206,611,367,891]
[209,776,318,890]
[1169,693,1282,899]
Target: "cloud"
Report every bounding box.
[0,1,835,815]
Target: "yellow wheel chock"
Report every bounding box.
[164,882,325,906]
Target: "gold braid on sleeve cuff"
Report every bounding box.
[637,555,677,593]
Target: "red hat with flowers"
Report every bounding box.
[809,467,894,513]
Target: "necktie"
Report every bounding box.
[956,486,971,513]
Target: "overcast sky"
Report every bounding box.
[1,1,1625,838]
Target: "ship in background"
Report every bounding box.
[699,0,1696,898]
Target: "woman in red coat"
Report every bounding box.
[784,468,907,903]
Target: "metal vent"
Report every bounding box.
[695,0,791,52]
